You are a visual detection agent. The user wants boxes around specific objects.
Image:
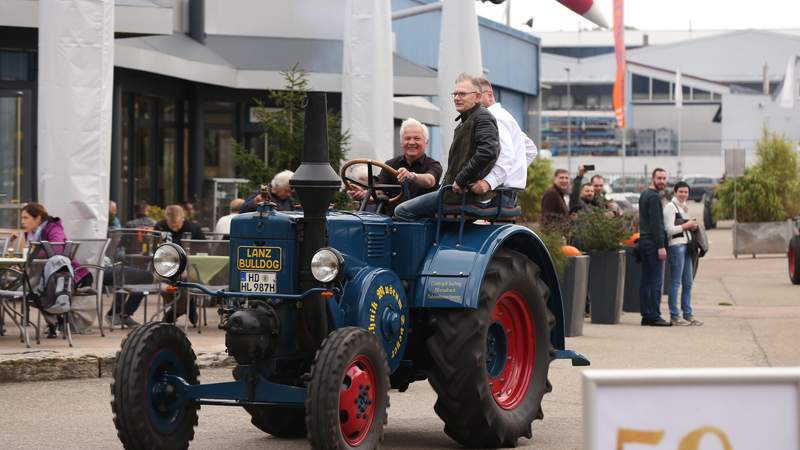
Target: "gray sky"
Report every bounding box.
[476,0,800,32]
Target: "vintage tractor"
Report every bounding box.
[110,92,589,450]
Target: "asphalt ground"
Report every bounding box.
[1,204,798,449]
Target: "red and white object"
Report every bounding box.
[556,0,609,29]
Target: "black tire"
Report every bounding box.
[426,248,555,448]
[306,327,390,449]
[234,368,307,438]
[789,235,800,285]
[703,194,717,230]
[111,322,200,450]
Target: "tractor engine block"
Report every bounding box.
[224,302,280,365]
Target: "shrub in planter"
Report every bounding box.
[714,129,800,223]
[572,206,628,324]
[518,156,554,223]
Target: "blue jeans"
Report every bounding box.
[393,190,441,222]
[638,239,664,321]
[667,244,693,319]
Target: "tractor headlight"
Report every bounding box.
[153,243,187,280]
[311,248,343,283]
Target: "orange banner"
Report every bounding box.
[612,0,626,128]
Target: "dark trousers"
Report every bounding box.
[103,267,151,316]
[638,238,664,320]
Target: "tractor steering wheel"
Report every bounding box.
[340,159,405,212]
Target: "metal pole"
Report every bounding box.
[677,105,682,157]
[621,128,626,191]
[392,2,443,20]
[733,176,738,258]
[566,68,572,173]
[506,0,512,27]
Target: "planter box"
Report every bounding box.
[734,221,795,257]
[623,246,641,313]
[559,255,589,337]
[588,250,626,324]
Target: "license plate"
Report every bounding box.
[240,271,277,293]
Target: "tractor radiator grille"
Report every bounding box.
[366,227,387,259]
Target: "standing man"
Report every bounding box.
[638,168,671,327]
[540,169,571,230]
[348,118,442,214]
[468,77,538,203]
[393,73,499,221]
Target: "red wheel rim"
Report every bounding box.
[339,355,377,446]
[790,249,796,278]
[488,290,536,410]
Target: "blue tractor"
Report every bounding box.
[110,93,588,449]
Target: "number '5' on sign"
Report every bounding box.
[617,427,731,450]
[583,368,800,450]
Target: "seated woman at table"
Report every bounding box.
[20,203,92,336]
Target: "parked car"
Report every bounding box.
[681,176,721,202]
[607,192,640,214]
[610,176,648,193]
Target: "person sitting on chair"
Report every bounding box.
[20,203,92,337]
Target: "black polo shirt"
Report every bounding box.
[377,154,443,200]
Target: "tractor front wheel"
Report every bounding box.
[427,248,554,448]
[306,327,390,449]
[111,322,199,450]
[789,235,800,285]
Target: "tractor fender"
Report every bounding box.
[414,223,566,351]
[337,266,410,373]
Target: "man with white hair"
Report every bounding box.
[241,169,296,213]
[469,76,538,201]
[349,118,442,214]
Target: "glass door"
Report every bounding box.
[0,89,31,229]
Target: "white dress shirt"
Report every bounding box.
[214,213,237,235]
[483,102,538,190]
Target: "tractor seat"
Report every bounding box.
[439,190,522,221]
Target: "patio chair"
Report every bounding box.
[181,239,230,333]
[0,241,80,347]
[71,238,111,336]
[106,228,164,330]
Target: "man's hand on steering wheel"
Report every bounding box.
[340,159,405,212]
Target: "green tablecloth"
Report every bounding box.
[188,255,229,284]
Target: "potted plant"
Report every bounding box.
[714,130,800,257]
[533,225,588,337]
[571,206,628,324]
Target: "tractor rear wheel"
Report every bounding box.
[306,327,390,449]
[111,322,199,450]
[427,248,555,448]
[789,235,800,285]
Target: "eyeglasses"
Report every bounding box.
[451,91,480,98]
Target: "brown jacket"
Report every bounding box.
[540,184,569,229]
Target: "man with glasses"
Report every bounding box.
[467,76,538,208]
[394,73,499,221]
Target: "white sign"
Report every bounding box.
[583,368,800,450]
[725,149,746,177]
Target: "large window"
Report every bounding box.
[203,101,235,179]
[0,51,34,81]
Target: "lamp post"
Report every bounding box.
[565,67,572,173]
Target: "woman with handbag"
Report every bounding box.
[663,182,704,326]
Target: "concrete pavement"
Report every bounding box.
[1,220,798,449]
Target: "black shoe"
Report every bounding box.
[189,304,198,326]
[46,324,58,338]
[641,317,672,327]
[162,307,175,323]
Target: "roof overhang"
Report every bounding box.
[0,0,173,35]
[393,96,439,125]
[115,35,437,96]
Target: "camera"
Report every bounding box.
[584,164,595,171]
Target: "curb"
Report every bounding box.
[0,349,235,383]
